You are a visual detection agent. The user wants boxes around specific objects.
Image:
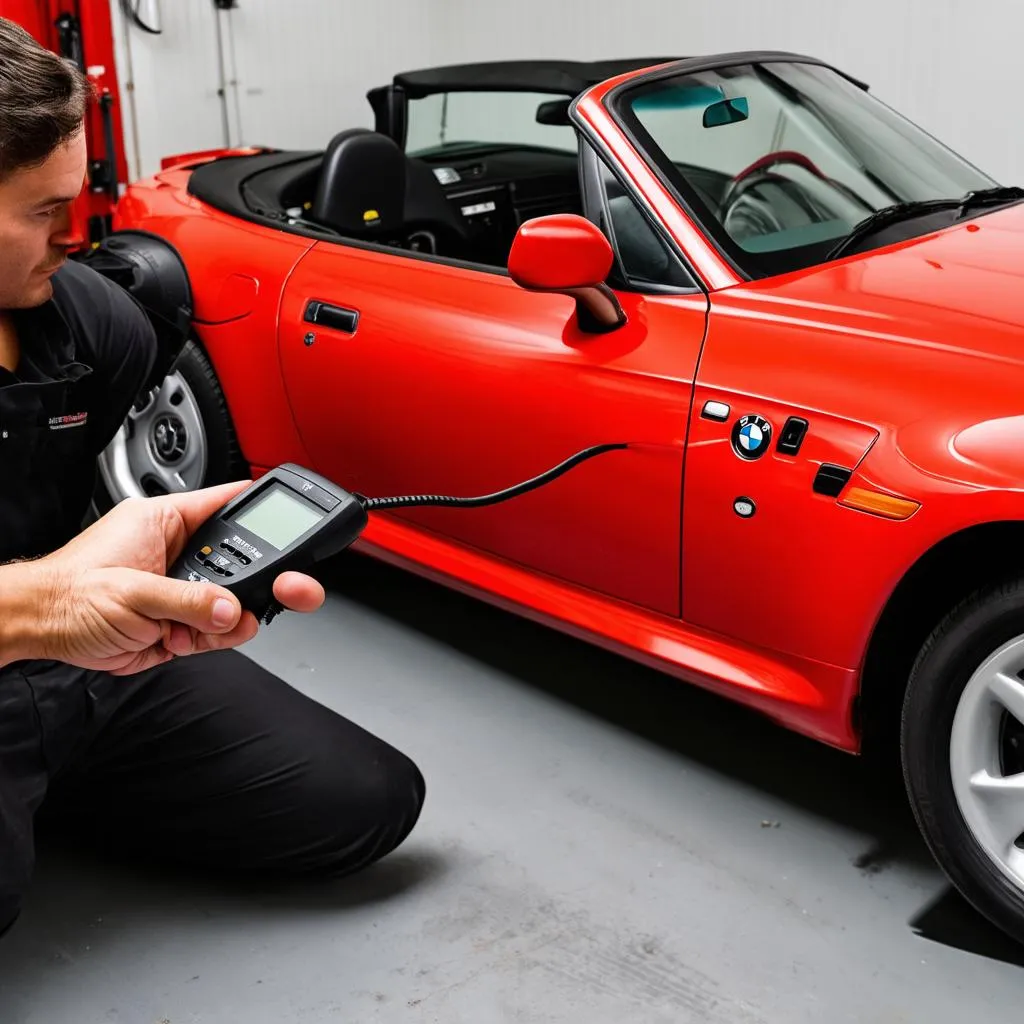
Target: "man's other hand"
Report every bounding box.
[28,481,326,674]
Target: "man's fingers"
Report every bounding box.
[163,621,197,656]
[120,569,242,633]
[194,611,260,654]
[272,571,326,613]
[108,645,176,676]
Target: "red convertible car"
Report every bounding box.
[84,51,1024,944]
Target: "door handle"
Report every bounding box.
[303,299,359,334]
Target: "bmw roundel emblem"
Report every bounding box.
[731,414,772,460]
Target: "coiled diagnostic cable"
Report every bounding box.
[355,442,629,511]
[259,442,633,624]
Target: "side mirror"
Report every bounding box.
[702,96,749,128]
[507,214,626,333]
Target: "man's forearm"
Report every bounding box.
[0,559,55,668]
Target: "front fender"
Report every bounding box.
[73,229,194,394]
[945,416,1024,491]
[853,409,1024,509]
[799,416,1024,677]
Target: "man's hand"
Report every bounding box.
[10,480,325,675]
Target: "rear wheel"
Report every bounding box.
[94,339,247,511]
[903,577,1024,945]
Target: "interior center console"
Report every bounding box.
[424,149,583,265]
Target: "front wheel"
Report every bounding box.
[903,578,1024,945]
[93,339,247,512]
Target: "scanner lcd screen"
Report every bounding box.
[232,485,324,550]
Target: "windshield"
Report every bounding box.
[406,90,578,156]
[616,60,999,277]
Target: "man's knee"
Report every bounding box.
[297,743,426,878]
[338,746,426,870]
[386,749,426,847]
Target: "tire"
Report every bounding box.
[902,576,1024,945]
[93,338,247,515]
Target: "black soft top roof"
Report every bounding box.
[391,58,681,98]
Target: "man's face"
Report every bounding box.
[0,128,86,309]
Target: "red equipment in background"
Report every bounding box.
[0,0,128,245]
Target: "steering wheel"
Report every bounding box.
[730,150,828,189]
[717,151,817,243]
[720,149,872,244]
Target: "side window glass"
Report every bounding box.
[582,144,696,291]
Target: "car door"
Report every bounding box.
[277,153,706,618]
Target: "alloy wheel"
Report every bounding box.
[950,634,1024,892]
[97,370,208,501]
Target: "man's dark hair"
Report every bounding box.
[0,17,91,180]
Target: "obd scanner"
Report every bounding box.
[169,464,368,624]
[169,445,628,624]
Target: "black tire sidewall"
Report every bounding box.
[170,340,245,487]
[903,581,1024,943]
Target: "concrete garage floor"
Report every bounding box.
[0,552,1021,1022]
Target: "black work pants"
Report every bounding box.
[0,649,425,935]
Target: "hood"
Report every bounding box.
[712,202,1024,487]
[741,201,1024,364]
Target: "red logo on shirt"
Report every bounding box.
[48,411,88,430]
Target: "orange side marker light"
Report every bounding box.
[838,487,920,521]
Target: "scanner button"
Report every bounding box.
[301,483,340,512]
[219,542,251,566]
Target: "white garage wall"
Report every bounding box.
[430,0,1024,184]
[110,0,224,178]
[111,0,448,179]
[113,0,1024,185]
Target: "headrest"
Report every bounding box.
[311,128,406,234]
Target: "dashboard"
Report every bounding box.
[413,145,584,265]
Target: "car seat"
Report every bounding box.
[311,128,470,258]
[311,128,407,241]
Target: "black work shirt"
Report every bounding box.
[0,260,157,562]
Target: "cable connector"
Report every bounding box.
[259,599,284,625]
